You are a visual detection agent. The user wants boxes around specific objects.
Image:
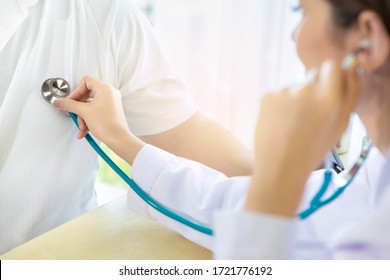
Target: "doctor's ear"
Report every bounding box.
[355,10,390,73]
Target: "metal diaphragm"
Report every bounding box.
[41,78,70,105]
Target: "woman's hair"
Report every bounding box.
[326,0,390,35]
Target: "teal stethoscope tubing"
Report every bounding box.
[298,170,348,219]
[69,112,213,236]
[69,112,359,235]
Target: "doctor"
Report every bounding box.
[54,0,390,259]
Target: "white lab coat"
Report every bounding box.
[128,144,387,259]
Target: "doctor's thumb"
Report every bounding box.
[53,98,84,116]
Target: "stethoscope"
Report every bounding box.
[41,78,213,235]
[41,75,372,236]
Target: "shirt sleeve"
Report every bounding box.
[108,0,198,136]
[0,0,39,52]
[128,144,251,250]
[214,211,296,259]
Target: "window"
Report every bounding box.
[95,0,307,205]
[150,0,305,146]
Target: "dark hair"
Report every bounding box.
[326,0,390,35]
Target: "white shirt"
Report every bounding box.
[128,145,386,259]
[0,0,38,53]
[0,0,196,254]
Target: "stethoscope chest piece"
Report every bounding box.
[41,78,70,105]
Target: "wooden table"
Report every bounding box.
[1,195,212,260]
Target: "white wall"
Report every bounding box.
[138,0,305,146]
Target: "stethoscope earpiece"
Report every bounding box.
[41,78,70,105]
[359,38,371,50]
[341,38,371,70]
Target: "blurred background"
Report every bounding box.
[95,0,309,205]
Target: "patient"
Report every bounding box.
[0,0,252,255]
[54,0,390,259]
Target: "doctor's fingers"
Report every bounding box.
[68,76,115,102]
[76,116,89,139]
[340,60,360,125]
[77,126,89,139]
[53,98,88,119]
[318,60,360,105]
[316,60,360,135]
[54,99,95,139]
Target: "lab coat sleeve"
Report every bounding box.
[128,144,251,250]
[214,211,296,259]
[0,0,39,52]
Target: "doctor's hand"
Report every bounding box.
[53,76,145,165]
[245,60,360,217]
